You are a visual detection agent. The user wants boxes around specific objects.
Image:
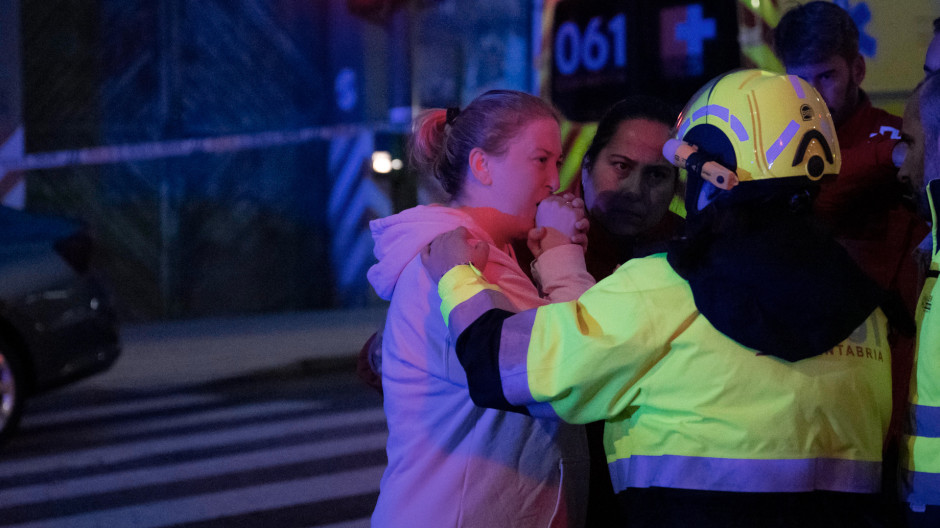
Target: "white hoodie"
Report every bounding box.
[368,204,593,528]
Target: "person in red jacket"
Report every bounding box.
[774,2,926,519]
[774,2,926,310]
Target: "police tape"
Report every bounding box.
[0,123,406,173]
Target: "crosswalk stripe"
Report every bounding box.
[21,399,327,441]
[1,421,388,491]
[22,393,225,427]
[0,407,386,478]
[0,431,388,508]
[0,451,387,524]
[0,465,386,528]
[316,519,371,528]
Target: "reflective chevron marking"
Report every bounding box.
[327,131,392,297]
[0,126,24,208]
[327,132,374,221]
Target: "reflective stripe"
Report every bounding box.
[695,104,731,121]
[901,470,940,505]
[905,199,940,506]
[679,119,691,139]
[729,115,749,142]
[446,287,514,337]
[819,117,835,146]
[684,103,748,142]
[905,435,940,474]
[913,404,940,438]
[693,104,730,122]
[499,309,539,408]
[765,120,800,164]
[788,75,806,99]
[526,399,561,419]
[929,180,939,256]
[608,454,881,493]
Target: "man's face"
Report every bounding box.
[787,54,863,127]
[898,88,930,218]
[923,97,940,215]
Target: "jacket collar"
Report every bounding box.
[836,89,872,135]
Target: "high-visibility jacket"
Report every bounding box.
[901,179,940,508]
[439,254,892,494]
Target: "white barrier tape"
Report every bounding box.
[0,123,406,173]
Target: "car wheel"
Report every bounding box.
[0,340,25,445]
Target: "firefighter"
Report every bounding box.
[900,71,940,527]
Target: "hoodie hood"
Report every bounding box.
[368,205,496,300]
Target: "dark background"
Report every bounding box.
[8,0,761,322]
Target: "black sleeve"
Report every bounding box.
[455,308,530,415]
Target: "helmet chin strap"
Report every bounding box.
[696,181,722,211]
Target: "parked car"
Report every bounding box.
[0,205,121,444]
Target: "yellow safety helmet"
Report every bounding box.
[664,69,841,212]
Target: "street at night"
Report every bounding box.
[0,308,387,528]
[1,1,938,526]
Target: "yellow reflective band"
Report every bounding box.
[668,194,687,219]
[736,0,782,72]
[737,0,780,27]
[913,273,939,407]
[537,2,561,97]
[929,183,938,256]
[902,435,940,474]
[741,45,784,73]
[438,264,496,325]
[559,123,597,192]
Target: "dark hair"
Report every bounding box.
[933,16,940,34]
[773,1,859,67]
[409,90,560,198]
[582,95,679,172]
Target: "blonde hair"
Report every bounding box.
[409,90,560,198]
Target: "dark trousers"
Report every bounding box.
[584,421,623,527]
[616,487,890,528]
[905,504,940,528]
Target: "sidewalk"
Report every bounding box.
[101,306,389,389]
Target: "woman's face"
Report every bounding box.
[582,118,676,237]
[484,117,563,228]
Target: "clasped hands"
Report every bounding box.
[421,192,589,282]
[530,192,589,258]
